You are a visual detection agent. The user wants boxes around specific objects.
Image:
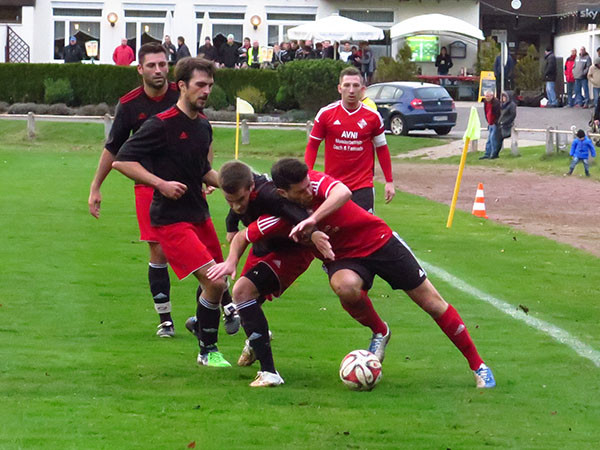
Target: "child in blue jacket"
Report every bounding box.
[567,129,596,177]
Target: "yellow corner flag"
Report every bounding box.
[447,106,480,228]
[235,97,255,159]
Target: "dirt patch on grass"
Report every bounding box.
[383,163,600,257]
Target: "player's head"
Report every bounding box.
[175,57,215,111]
[338,67,365,109]
[219,161,255,214]
[137,43,169,90]
[271,158,313,207]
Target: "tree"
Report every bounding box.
[476,37,500,74]
[514,44,542,91]
[373,43,418,83]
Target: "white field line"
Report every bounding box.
[422,261,600,367]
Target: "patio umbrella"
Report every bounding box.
[287,14,384,42]
[390,14,484,43]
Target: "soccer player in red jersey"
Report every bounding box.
[206,161,323,387]
[88,44,237,337]
[270,158,496,388]
[112,58,231,367]
[304,66,395,213]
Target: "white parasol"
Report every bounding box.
[287,14,384,42]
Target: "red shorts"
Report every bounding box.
[153,219,224,280]
[241,246,314,297]
[134,185,159,242]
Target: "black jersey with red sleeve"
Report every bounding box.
[105,82,179,164]
[116,106,213,226]
[308,170,392,259]
[226,173,310,256]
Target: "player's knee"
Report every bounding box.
[206,277,227,296]
[331,282,361,303]
[232,278,260,302]
[148,242,167,264]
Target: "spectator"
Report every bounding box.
[271,43,283,67]
[435,46,453,76]
[197,36,218,62]
[314,42,323,59]
[279,41,292,64]
[350,45,362,69]
[597,47,600,59]
[238,37,251,67]
[566,129,595,177]
[573,46,592,107]
[247,40,262,69]
[339,42,353,62]
[219,34,239,68]
[113,38,135,66]
[64,36,84,63]
[175,36,191,62]
[494,91,517,158]
[479,90,501,160]
[587,57,600,108]
[493,52,515,97]
[322,40,334,59]
[359,41,376,85]
[543,46,558,107]
[296,40,316,60]
[565,48,577,107]
[288,40,298,61]
[162,35,177,64]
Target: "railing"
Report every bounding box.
[5,26,30,63]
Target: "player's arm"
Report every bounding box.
[225,209,240,243]
[373,124,395,204]
[112,161,187,200]
[304,116,326,169]
[206,229,250,280]
[289,181,352,241]
[202,168,219,188]
[88,149,115,218]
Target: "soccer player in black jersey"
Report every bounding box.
[88,44,237,338]
[113,57,232,367]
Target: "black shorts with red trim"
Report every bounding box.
[324,232,426,291]
[351,187,375,214]
[241,246,314,298]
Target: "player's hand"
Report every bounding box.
[88,188,102,218]
[226,231,238,243]
[289,217,317,242]
[384,182,396,204]
[203,185,217,196]
[311,231,334,260]
[157,180,187,200]
[207,261,237,281]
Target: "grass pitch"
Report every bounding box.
[1,122,600,449]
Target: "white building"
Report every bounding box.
[1,0,480,75]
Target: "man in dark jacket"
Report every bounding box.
[493,91,517,158]
[175,36,191,62]
[480,90,501,159]
[64,36,85,63]
[162,35,177,64]
[219,34,239,68]
[543,47,558,107]
[573,47,592,107]
[493,53,515,98]
[197,36,218,63]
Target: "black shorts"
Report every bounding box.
[324,232,427,291]
[351,187,375,214]
[243,262,281,297]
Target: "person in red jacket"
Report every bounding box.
[565,48,577,107]
[480,90,501,159]
[113,38,135,66]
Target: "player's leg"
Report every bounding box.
[405,280,495,388]
[196,218,240,334]
[134,184,174,337]
[350,187,375,214]
[328,268,390,361]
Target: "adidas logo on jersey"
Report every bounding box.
[333,119,341,125]
[138,112,148,120]
[179,131,189,140]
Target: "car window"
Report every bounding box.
[379,86,401,99]
[365,86,381,99]
[415,87,451,100]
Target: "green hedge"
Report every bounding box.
[0,63,140,105]
[214,68,279,106]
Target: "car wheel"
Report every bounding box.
[434,126,452,135]
[390,114,408,136]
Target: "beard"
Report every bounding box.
[144,74,167,90]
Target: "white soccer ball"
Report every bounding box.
[339,349,382,391]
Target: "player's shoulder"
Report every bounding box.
[119,86,145,104]
[155,106,180,121]
[315,100,342,121]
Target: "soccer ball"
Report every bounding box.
[339,350,382,391]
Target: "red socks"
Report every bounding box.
[341,290,388,335]
[435,304,484,370]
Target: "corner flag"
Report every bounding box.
[463,106,481,142]
[235,97,255,159]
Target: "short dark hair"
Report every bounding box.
[546,46,552,52]
[174,57,216,85]
[271,158,308,190]
[178,36,185,43]
[219,161,254,194]
[138,42,167,64]
[339,66,363,84]
[577,129,586,139]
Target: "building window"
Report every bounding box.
[0,6,22,24]
[266,13,316,21]
[339,10,394,23]
[125,10,168,59]
[265,13,316,45]
[53,9,101,60]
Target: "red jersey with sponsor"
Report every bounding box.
[307,170,392,259]
[309,101,386,191]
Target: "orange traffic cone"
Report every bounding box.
[472,183,488,219]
